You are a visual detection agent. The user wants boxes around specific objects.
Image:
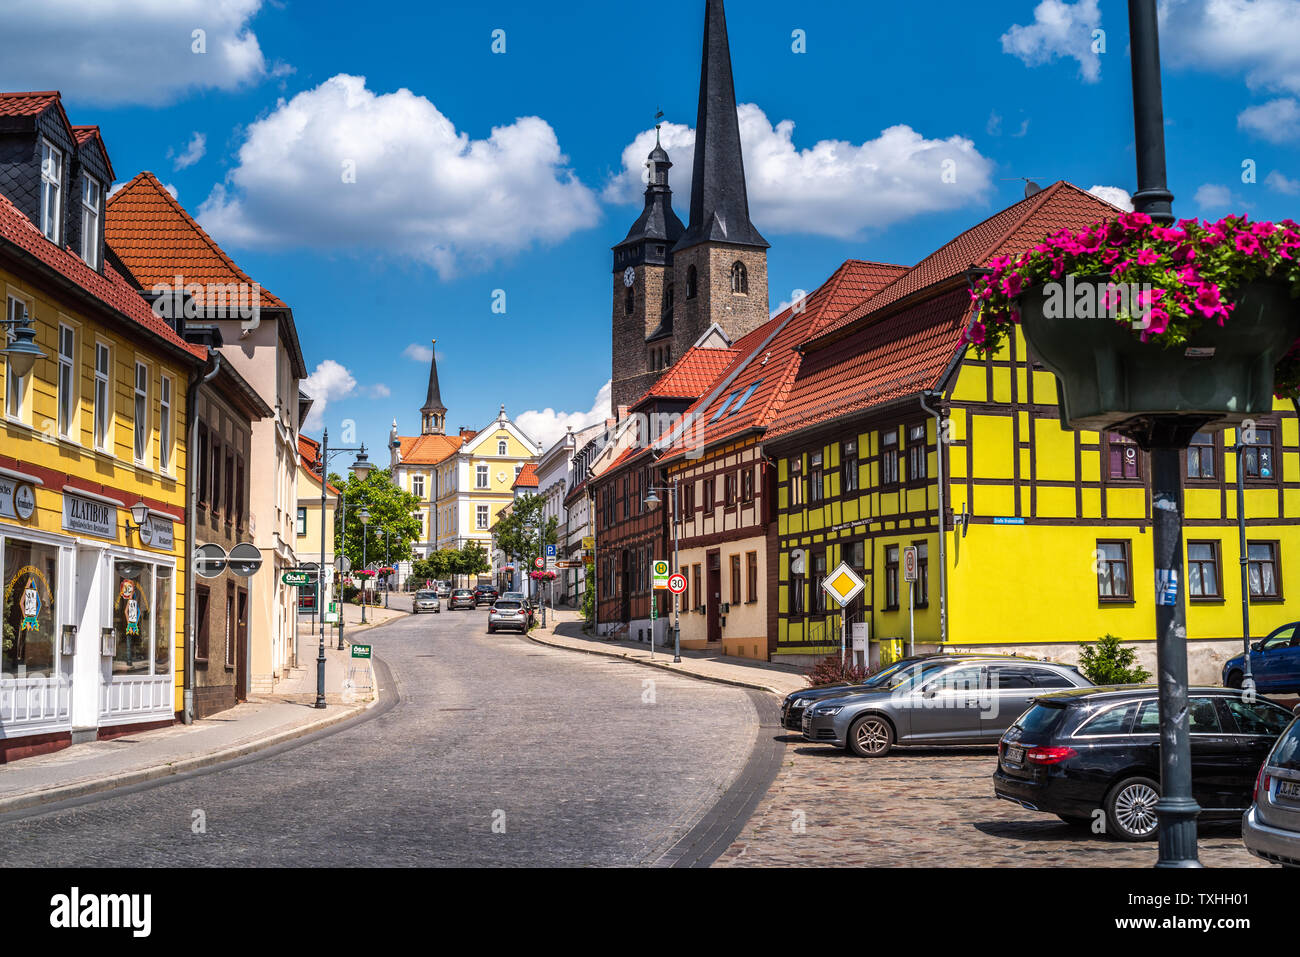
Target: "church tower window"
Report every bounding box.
[731,261,748,295]
[686,265,698,300]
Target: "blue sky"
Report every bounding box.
[6,0,1300,456]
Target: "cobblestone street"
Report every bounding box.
[716,733,1270,868]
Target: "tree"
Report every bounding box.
[329,467,423,574]
[455,542,490,584]
[1078,634,1152,685]
[491,494,557,576]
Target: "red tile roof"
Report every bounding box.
[396,433,463,466]
[634,344,740,405]
[659,259,906,462]
[0,91,62,118]
[808,182,1123,347]
[0,191,205,361]
[105,171,287,309]
[298,434,341,495]
[513,462,539,489]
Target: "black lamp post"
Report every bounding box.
[359,507,371,625]
[313,431,371,709]
[1125,0,1201,867]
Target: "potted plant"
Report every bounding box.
[968,212,1300,442]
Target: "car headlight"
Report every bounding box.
[813,705,844,716]
[794,698,810,709]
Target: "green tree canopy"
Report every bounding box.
[329,466,423,573]
[491,494,557,570]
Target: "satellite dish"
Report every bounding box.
[1024,180,1043,199]
[227,542,263,578]
[195,544,227,579]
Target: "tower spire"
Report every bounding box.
[674,0,767,252]
[420,339,446,436]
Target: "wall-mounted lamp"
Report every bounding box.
[0,305,47,378]
[123,500,152,544]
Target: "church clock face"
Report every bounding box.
[623,266,635,288]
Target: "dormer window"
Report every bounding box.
[40,140,63,243]
[81,175,102,269]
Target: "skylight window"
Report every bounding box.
[729,380,762,416]
[710,392,739,422]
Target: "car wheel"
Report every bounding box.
[488,626,495,634]
[1105,776,1161,842]
[847,714,894,757]
[1225,671,1243,690]
[1057,814,1092,829]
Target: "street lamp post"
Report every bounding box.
[313,431,372,709]
[384,528,391,609]
[644,479,681,663]
[359,507,371,625]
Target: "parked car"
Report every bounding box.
[801,658,1091,756]
[412,590,441,614]
[435,582,451,598]
[487,599,528,634]
[1243,709,1300,866]
[448,588,476,610]
[474,585,499,606]
[1224,622,1300,693]
[500,591,535,626]
[994,686,1295,841]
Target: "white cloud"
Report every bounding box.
[364,384,391,399]
[516,381,612,453]
[1237,97,1300,141]
[605,106,994,239]
[1001,0,1103,83]
[1193,182,1253,212]
[170,132,207,170]
[302,359,356,431]
[1161,0,1300,95]
[198,74,601,277]
[1266,170,1300,194]
[404,343,433,363]
[0,0,281,105]
[1087,185,1134,211]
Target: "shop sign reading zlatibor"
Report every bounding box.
[62,493,117,539]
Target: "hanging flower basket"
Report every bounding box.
[969,213,1300,440]
[353,569,376,579]
[529,570,557,582]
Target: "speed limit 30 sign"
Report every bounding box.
[667,573,687,595]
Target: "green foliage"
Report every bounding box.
[329,467,422,572]
[491,494,557,570]
[1078,634,1152,685]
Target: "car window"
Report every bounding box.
[1264,625,1296,650]
[495,601,520,610]
[1014,702,1068,735]
[1271,721,1300,770]
[416,591,435,599]
[986,665,1036,690]
[1031,669,1077,688]
[884,661,949,693]
[1136,697,1221,733]
[1076,701,1138,736]
[923,664,987,693]
[1225,698,1293,736]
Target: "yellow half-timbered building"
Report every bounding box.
[763,182,1289,682]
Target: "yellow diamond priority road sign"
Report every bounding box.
[821,562,865,607]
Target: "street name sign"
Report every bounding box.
[821,562,866,607]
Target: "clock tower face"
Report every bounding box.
[623,266,636,288]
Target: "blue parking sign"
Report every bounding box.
[546,544,557,558]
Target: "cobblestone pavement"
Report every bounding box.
[715,733,1270,867]
[0,608,759,867]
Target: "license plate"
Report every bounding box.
[1279,780,1300,801]
[1004,745,1024,766]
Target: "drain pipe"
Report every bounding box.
[919,390,948,646]
[183,351,222,724]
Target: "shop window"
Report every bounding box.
[3,537,59,678]
[155,568,173,674]
[112,560,154,674]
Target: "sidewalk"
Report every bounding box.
[529,609,808,698]
[0,602,405,815]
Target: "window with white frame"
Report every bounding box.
[94,342,110,450]
[5,297,29,420]
[476,465,489,489]
[57,323,75,437]
[412,474,425,498]
[40,140,62,243]
[81,176,101,268]
[476,505,489,530]
[159,374,172,472]
[498,439,507,456]
[134,362,149,462]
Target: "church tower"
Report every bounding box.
[420,340,447,436]
[671,0,769,361]
[611,132,686,413]
[609,0,768,415]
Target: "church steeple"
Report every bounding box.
[420,340,446,436]
[674,0,768,252]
